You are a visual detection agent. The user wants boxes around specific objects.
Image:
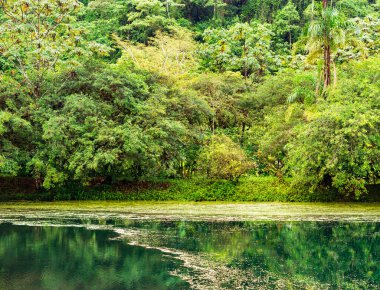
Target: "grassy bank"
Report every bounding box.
[1,176,379,202]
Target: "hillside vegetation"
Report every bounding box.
[0,0,379,200]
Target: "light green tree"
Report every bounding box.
[286,57,380,198]
[0,0,85,98]
[198,134,254,181]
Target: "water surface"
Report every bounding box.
[0,224,188,290]
[0,203,379,289]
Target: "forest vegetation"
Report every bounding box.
[0,0,379,201]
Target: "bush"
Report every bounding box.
[197,135,254,181]
[2,176,369,202]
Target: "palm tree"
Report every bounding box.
[322,0,331,87]
[306,0,346,90]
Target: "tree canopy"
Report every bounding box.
[0,0,379,199]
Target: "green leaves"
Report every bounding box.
[0,0,378,199]
[306,5,347,62]
[199,21,279,79]
[0,110,33,177]
[198,134,254,181]
[273,0,300,48]
[0,0,87,98]
[119,0,175,43]
[286,58,380,198]
[23,57,207,187]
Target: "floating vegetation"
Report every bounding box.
[0,202,380,222]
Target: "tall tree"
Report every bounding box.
[323,0,331,87]
[200,22,278,80]
[205,0,226,20]
[273,0,300,48]
[306,1,346,90]
[163,0,184,18]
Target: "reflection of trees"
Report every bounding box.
[1,219,378,288]
[237,222,379,287]
[0,224,187,290]
[130,221,380,287]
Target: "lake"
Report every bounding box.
[0,202,379,289]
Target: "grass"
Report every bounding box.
[0,176,378,202]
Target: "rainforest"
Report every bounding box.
[0,0,380,201]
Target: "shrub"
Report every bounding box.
[197,135,254,181]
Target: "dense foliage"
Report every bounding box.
[0,0,379,199]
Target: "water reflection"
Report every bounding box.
[122,220,380,288]
[0,224,189,290]
[0,218,379,289]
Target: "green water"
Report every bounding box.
[0,203,379,289]
[0,224,188,290]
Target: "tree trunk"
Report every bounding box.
[166,0,170,18]
[243,43,248,79]
[212,116,215,134]
[241,122,246,145]
[333,61,337,87]
[35,177,43,190]
[323,0,331,90]
[324,44,331,88]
